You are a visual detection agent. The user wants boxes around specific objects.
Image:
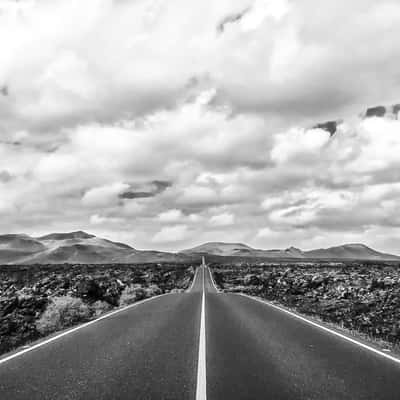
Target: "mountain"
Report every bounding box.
[180,242,254,257]
[0,234,46,252]
[37,231,97,241]
[0,234,47,264]
[303,243,399,260]
[181,242,400,261]
[1,233,399,264]
[0,231,187,265]
[180,242,305,258]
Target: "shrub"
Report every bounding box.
[74,279,104,301]
[91,300,113,317]
[170,288,184,294]
[145,285,162,297]
[36,296,91,334]
[119,284,147,306]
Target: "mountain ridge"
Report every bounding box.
[181,241,400,261]
[0,232,399,264]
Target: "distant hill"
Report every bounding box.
[303,243,399,260]
[1,232,399,264]
[0,231,186,265]
[181,242,400,261]
[180,242,254,257]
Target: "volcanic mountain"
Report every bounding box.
[1,233,399,264]
[180,242,400,261]
[0,231,186,265]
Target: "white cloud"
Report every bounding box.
[158,209,184,222]
[271,127,331,164]
[2,1,400,254]
[90,214,122,225]
[152,224,189,243]
[241,0,291,31]
[209,212,235,226]
[82,182,129,207]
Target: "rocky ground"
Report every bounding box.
[211,262,400,347]
[0,263,194,356]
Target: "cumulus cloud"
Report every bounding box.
[1,0,400,133]
[271,127,331,164]
[0,170,13,183]
[158,209,184,223]
[152,225,189,243]
[209,212,235,227]
[1,0,400,253]
[90,214,122,225]
[82,182,129,207]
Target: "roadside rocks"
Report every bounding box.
[0,263,195,355]
[212,263,400,346]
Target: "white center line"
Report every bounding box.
[195,266,207,400]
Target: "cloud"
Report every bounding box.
[152,224,189,243]
[1,0,400,253]
[217,7,250,33]
[209,212,235,226]
[90,214,122,225]
[0,170,13,183]
[2,0,400,135]
[0,85,8,96]
[82,182,129,207]
[271,127,331,164]
[158,209,184,223]
[119,180,172,199]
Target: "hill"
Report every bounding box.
[1,233,399,264]
[0,231,186,265]
[181,242,400,261]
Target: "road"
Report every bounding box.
[0,262,399,399]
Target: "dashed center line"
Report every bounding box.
[195,265,207,400]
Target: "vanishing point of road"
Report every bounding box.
[1,259,399,399]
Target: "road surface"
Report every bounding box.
[0,262,399,399]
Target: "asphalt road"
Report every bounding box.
[1,264,400,399]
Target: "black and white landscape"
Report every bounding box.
[1,230,400,264]
[1,0,400,399]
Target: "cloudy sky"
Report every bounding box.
[1,0,400,252]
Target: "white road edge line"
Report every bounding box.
[0,292,172,366]
[195,266,207,400]
[208,267,219,293]
[238,293,400,366]
[187,267,199,293]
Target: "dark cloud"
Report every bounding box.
[0,140,21,147]
[119,191,154,199]
[312,120,342,136]
[217,7,250,33]
[0,170,13,183]
[0,85,8,97]
[119,180,172,200]
[152,180,172,191]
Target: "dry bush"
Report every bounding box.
[119,284,147,306]
[145,285,162,297]
[91,300,112,317]
[36,296,91,334]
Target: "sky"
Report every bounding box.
[1,0,400,253]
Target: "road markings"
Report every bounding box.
[238,293,400,366]
[196,266,207,400]
[187,267,200,292]
[207,267,219,293]
[0,292,172,367]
